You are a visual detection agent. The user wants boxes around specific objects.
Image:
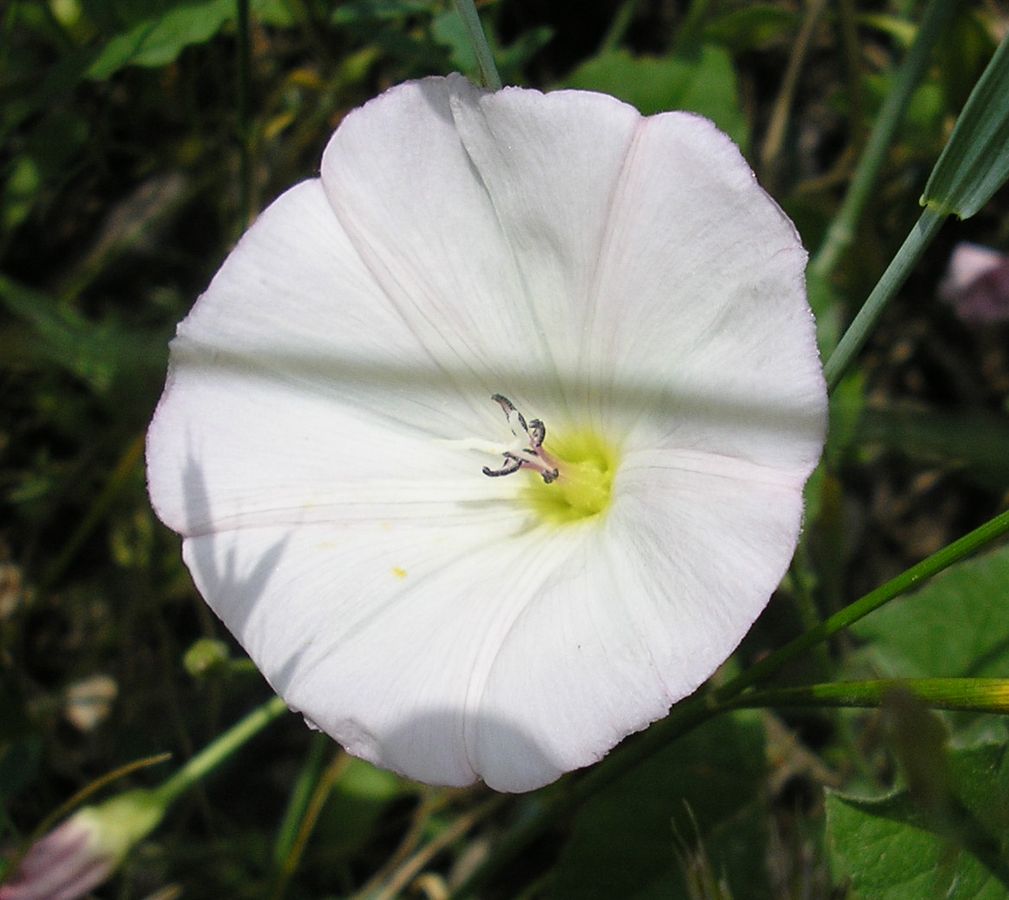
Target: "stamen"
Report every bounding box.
[482,454,523,478]
[528,419,546,449]
[483,395,558,483]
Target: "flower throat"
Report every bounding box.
[482,395,616,525]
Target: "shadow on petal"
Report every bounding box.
[168,343,825,451]
[379,706,564,794]
[179,452,290,671]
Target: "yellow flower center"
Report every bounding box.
[523,429,617,525]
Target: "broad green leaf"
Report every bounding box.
[87,0,293,79]
[922,31,1009,218]
[850,543,1009,679]
[552,712,769,899]
[560,46,749,152]
[827,742,1009,898]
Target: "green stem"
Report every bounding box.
[822,205,945,391]
[451,0,502,90]
[597,0,639,55]
[727,678,1009,714]
[272,732,329,867]
[810,0,954,280]
[759,0,827,185]
[715,507,1009,703]
[271,751,350,900]
[153,695,288,807]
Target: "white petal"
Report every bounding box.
[319,76,562,413]
[444,82,642,414]
[179,510,583,791]
[147,179,524,536]
[587,111,826,465]
[477,455,805,786]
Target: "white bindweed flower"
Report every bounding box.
[147,75,827,792]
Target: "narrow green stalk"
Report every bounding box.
[836,0,864,155]
[810,0,954,280]
[236,0,253,228]
[153,695,288,807]
[715,506,1009,703]
[32,754,172,843]
[451,0,502,90]
[759,0,827,184]
[272,751,350,900]
[672,0,710,55]
[273,732,329,867]
[597,0,639,55]
[822,204,945,391]
[726,678,1009,714]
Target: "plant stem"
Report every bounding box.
[759,0,827,188]
[715,506,1009,703]
[597,0,639,54]
[373,796,505,900]
[153,695,288,807]
[272,732,329,867]
[822,204,945,391]
[451,0,502,90]
[727,678,1009,714]
[271,750,350,900]
[810,0,954,281]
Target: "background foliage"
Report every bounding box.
[2,0,1009,897]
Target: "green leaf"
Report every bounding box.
[850,543,1009,679]
[88,0,235,78]
[560,46,749,152]
[552,712,769,899]
[827,742,1009,898]
[87,0,292,79]
[921,31,1009,218]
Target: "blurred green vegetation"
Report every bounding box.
[2,0,1009,897]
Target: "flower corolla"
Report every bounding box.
[0,791,164,900]
[147,75,827,792]
[939,242,1009,323]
